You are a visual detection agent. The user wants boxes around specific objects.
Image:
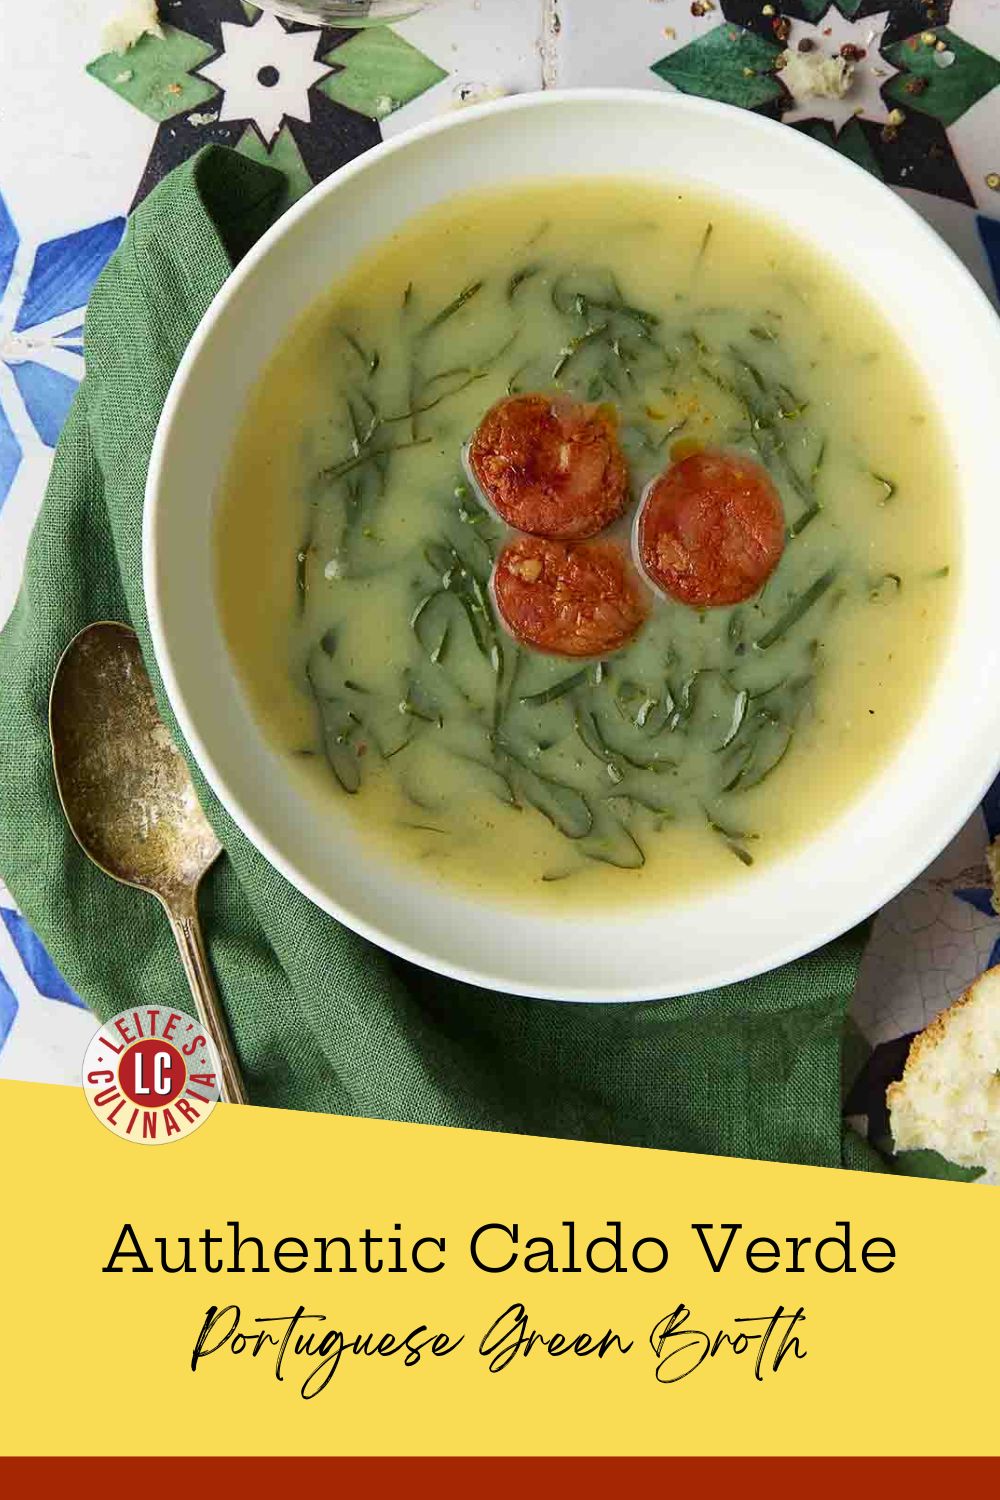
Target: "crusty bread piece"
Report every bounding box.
[887,967,1000,1184]
[102,0,163,56]
[987,835,1000,914]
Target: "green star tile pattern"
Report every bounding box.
[234,124,312,216]
[651,23,783,110]
[319,27,447,121]
[799,0,865,17]
[883,28,1000,128]
[796,118,885,181]
[86,24,217,124]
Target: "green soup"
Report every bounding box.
[217,178,956,906]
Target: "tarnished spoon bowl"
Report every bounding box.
[49,621,247,1104]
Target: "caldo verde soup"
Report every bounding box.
[218,179,955,905]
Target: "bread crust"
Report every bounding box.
[886,966,1000,1180]
[885,983,980,1111]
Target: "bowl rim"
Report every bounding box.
[144,86,1000,1002]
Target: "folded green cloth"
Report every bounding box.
[0,147,880,1169]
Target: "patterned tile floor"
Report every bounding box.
[3,0,1000,1143]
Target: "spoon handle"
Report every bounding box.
[166,902,248,1106]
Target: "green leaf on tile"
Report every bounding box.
[884,28,1000,129]
[86,25,217,124]
[651,23,783,111]
[319,26,447,121]
[234,124,312,218]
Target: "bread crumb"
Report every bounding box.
[887,967,1000,1183]
[101,0,163,55]
[778,47,855,103]
[987,836,1000,912]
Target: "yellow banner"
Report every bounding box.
[0,1078,996,1456]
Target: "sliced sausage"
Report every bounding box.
[636,448,784,607]
[493,536,648,658]
[467,393,629,540]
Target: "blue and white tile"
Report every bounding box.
[0,0,148,628]
[0,879,94,1086]
[0,191,125,625]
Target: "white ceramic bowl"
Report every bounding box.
[145,90,1000,1002]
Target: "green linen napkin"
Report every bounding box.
[0,147,880,1169]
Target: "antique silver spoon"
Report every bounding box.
[49,620,247,1104]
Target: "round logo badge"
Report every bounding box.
[83,1006,221,1144]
